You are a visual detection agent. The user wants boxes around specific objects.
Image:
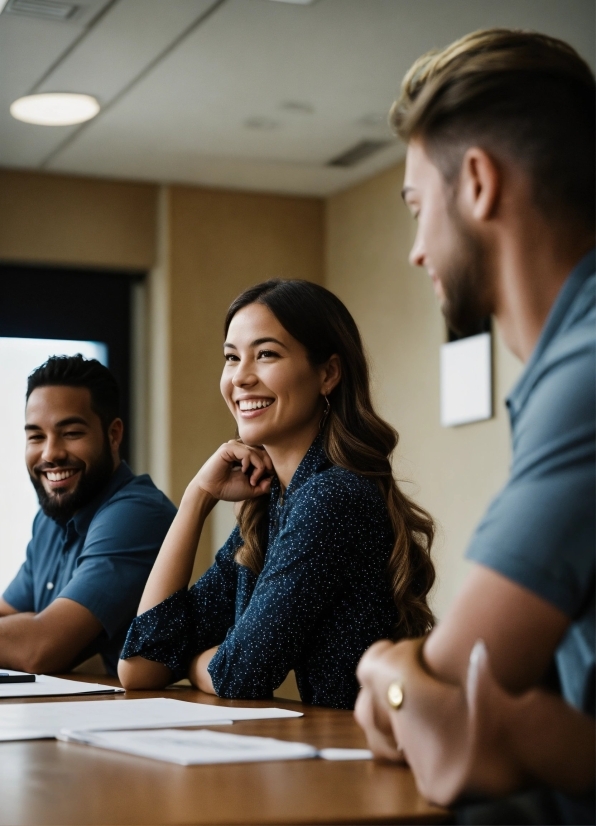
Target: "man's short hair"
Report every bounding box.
[26,354,120,432]
[390,28,595,231]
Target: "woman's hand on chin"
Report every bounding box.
[191,440,274,502]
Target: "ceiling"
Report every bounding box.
[1,0,594,197]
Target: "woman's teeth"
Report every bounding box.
[45,470,78,482]
[238,399,273,411]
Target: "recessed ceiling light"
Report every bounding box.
[267,0,317,5]
[10,93,100,126]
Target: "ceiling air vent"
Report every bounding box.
[3,0,80,20]
[327,140,391,168]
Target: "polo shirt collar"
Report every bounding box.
[71,461,135,537]
[507,248,595,420]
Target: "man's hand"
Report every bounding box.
[355,639,410,762]
[356,635,528,806]
[356,635,473,801]
[355,566,593,807]
[0,597,102,673]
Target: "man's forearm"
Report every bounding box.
[0,598,103,674]
[0,598,19,618]
[0,612,60,673]
[508,689,595,793]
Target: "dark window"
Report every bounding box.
[0,263,143,462]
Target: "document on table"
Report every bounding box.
[0,671,124,700]
[60,728,317,764]
[0,697,302,741]
[58,727,373,765]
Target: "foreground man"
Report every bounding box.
[0,355,176,675]
[355,29,595,826]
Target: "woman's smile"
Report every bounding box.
[236,396,275,418]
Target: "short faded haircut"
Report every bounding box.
[27,354,120,433]
[391,29,595,230]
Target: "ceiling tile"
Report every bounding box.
[36,0,218,102]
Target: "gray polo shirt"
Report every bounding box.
[465,249,595,824]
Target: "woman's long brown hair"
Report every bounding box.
[225,279,435,638]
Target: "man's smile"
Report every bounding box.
[39,467,82,491]
[45,469,78,482]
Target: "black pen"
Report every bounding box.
[0,671,36,683]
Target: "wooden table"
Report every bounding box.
[0,675,450,825]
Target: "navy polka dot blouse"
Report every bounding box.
[121,436,400,709]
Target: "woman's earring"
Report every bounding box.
[319,395,331,431]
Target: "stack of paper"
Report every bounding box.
[60,728,318,764]
[0,697,302,742]
[0,687,372,765]
[58,727,373,765]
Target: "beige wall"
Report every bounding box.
[167,184,325,575]
[0,169,157,271]
[325,162,522,618]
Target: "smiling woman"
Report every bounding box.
[118,280,436,709]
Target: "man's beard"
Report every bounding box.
[30,439,114,525]
[440,199,494,338]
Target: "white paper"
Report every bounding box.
[440,332,492,427]
[0,671,124,700]
[319,748,373,761]
[60,727,318,765]
[0,697,302,741]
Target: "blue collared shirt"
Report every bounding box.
[465,250,595,824]
[121,437,399,709]
[3,462,177,675]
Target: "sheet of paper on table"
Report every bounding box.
[0,697,303,742]
[0,671,124,700]
[60,728,317,764]
[58,727,373,765]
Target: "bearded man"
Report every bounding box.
[0,355,176,676]
[355,29,595,826]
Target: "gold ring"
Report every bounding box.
[387,681,404,709]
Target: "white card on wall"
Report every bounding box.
[440,332,492,427]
